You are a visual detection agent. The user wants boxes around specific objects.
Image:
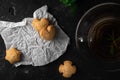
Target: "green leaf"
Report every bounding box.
[110,45,114,56]
[70,4,76,15]
[60,0,77,6]
[60,0,77,15]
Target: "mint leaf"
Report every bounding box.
[60,0,77,6]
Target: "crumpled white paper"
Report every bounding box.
[0,5,70,67]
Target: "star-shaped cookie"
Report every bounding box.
[5,48,21,64]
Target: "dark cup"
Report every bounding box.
[75,2,120,70]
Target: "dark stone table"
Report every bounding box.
[0,0,120,80]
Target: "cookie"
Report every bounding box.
[59,60,76,78]
[32,18,49,31]
[40,25,56,40]
[5,48,21,64]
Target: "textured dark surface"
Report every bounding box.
[0,0,120,80]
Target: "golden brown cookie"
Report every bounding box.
[32,18,49,31]
[59,60,76,78]
[5,48,21,64]
[39,25,56,40]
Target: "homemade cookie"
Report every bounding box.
[32,18,49,31]
[40,25,56,40]
[5,48,21,64]
[59,60,76,78]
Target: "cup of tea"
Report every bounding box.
[88,17,120,62]
[76,2,120,63]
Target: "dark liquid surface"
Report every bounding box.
[89,18,120,61]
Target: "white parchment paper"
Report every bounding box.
[0,5,70,67]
